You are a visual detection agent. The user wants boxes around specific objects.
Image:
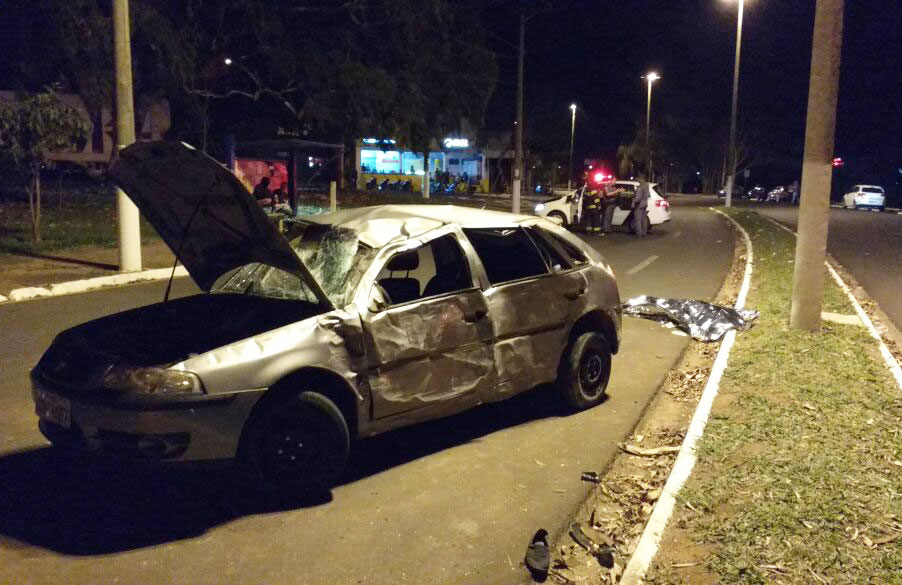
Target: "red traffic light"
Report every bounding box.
[832,157,844,168]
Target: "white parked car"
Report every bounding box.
[843,185,886,212]
[534,181,671,232]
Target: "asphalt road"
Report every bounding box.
[0,198,733,585]
[749,202,902,335]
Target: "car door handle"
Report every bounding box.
[564,284,587,300]
[463,309,488,323]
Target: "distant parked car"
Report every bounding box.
[842,185,885,212]
[767,186,789,203]
[746,185,766,200]
[717,184,744,198]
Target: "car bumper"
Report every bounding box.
[31,375,264,462]
[854,199,885,209]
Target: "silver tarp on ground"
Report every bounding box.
[623,295,759,342]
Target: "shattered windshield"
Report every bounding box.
[213,223,377,306]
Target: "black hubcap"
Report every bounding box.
[579,352,605,397]
[263,422,316,479]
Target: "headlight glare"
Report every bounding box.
[103,366,204,395]
[534,203,545,211]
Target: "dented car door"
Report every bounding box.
[463,227,583,396]
[361,231,495,419]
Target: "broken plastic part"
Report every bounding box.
[581,471,601,483]
[622,295,759,341]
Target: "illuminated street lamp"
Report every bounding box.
[724,0,745,207]
[223,57,233,66]
[643,72,660,179]
[568,103,577,189]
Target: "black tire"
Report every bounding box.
[548,211,568,226]
[626,212,636,234]
[558,332,612,410]
[238,391,349,497]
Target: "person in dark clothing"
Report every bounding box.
[252,177,272,207]
[584,187,603,234]
[600,181,623,234]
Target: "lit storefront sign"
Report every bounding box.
[363,138,397,145]
[443,138,470,149]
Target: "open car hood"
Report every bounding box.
[110,141,332,307]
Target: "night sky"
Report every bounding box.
[484,0,901,190]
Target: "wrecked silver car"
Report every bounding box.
[31,141,622,494]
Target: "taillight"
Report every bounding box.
[655,199,669,208]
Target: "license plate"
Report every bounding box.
[35,389,71,429]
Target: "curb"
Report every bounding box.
[620,208,754,584]
[760,215,902,392]
[0,266,188,304]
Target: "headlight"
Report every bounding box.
[102,366,205,395]
[534,203,545,212]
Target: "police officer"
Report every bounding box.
[584,186,603,234]
[600,180,622,234]
[632,174,651,237]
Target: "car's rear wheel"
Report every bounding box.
[558,332,612,410]
[548,210,568,226]
[238,390,349,498]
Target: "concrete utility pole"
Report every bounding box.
[512,9,525,214]
[567,103,576,189]
[113,0,142,271]
[724,0,745,208]
[790,0,844,331]
[644,72,659,179]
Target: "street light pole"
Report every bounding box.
[644,72,660,179]
[512,9,525,214]
[568,103,577,189]
[112,0,142,272]
[725,0,745,208]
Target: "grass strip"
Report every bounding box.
[0,191,159,254]
[652,209,902,584]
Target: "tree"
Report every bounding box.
[0,90,90,243]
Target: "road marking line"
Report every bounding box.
[621,208,753,584]
[671,230,683,239]
[761,215,902,391]
[626,255,659,275]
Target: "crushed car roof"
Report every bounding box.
[303,205,538,248]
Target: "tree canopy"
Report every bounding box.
[0,0,498,156]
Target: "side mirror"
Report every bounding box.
[368,284,390,313]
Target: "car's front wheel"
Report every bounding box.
[558,332,612,410]
[238,390,349,497]
[548,210,568,226]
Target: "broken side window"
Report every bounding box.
[463,228,549,285]
[375,234,473,306]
